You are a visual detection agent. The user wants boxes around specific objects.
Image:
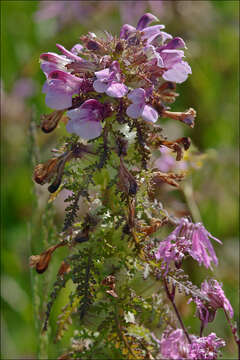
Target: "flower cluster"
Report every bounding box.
[40,13,192,140]
[154,329,225,360]
[155,218,222,273]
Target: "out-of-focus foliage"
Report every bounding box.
[1,1,238,359]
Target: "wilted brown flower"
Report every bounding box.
[41,110,65,133]
[102,275,118,298]
[162,108,196,128]
[118,157,138,196]
[29,242,66,274]
[58,261,71,279]
[33,158,59,185]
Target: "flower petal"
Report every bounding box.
[163,61,192,83]
[93,79,108,93]
[119,24,136,39]
[106,82,128,98]
[66,119,102,140]
[94,68,110,81]
[128,88,145,104]
[136,13,159,31]
[126,103,144,119]
[141,105,158,123]
[45,90,72,110]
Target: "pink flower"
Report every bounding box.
[156,40,191,83]
[120,13,168,45]
[201,280,234,318]
[42,70,83,110]
[155,233,191,275]
[153,329,225,360]
[93,61,128,98]
[66,99,105,140]
[189,333,225,360]
[153,329,192,359]
[126,88,158,123]
[189,279,234,326]
[154,146,177,172]
[155,218,222,272]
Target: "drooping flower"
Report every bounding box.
[126,88,158,123]
[155,218,222,273]
[201,279,234,318]
[189,333,226,360]
[93,61,128,98]
[189,279,234,327]
[66,99,105,140]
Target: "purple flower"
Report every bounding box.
[201,280,234,318]
[153,329,225,360]
[155,218,222,272]
[189,333,225,360]
[156,42,191,83]
[143,45,164,67]
[42,70,83,110]
[190,279,234,325]
[93,61,128,98]
[120,13,168,45]
[154,146,177,172]
[40,52,71,76]
[153,329,192,359]
[126,88,158,123]
[155,231,191,275]
[66,99,105,140]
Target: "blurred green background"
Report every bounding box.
[1,1,239,359]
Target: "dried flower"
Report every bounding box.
[29,242,66,274]
[40,110,65,133]
[118,157,138,196]
[33,158,59,185]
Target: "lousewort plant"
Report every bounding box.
[31,13,239,359]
